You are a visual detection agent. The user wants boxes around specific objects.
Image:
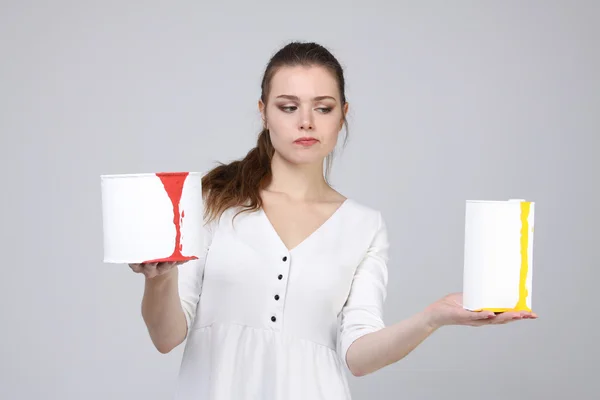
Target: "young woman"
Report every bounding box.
[129,41,536,399]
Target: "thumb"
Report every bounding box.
[468,310,496,320]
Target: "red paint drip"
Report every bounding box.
[143,172,198,263]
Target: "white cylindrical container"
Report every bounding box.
[100,172,203,264]
[462,199,535,312]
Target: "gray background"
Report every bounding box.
[1,1,598,399]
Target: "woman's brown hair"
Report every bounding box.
[202,41,349,223]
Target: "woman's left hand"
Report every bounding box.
[423,292,538,329]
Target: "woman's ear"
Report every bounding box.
[258,99,267,128]
[340,102,349,130]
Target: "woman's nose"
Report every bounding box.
[299,113,314,131]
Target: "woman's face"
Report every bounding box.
[259,65,348,166]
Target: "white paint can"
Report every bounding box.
[100,172,203,264]
[463,199,535,312]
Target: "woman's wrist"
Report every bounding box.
[421,305,446,331]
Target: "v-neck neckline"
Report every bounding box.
[260,198,351,253]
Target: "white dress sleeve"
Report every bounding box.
[178,218,214,336]
[337,211,390,373]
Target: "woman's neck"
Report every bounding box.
[264,153,330,202]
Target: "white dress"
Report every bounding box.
[175,198,390,399]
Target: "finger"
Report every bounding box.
[467,310,496,321]
[129,263,143,273]
[491,311,522,324]
[143,262,158,276]
[156,262,175,273]
[521,311,538,319]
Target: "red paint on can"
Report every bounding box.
[143,172,198,263]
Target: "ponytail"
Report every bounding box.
[202,128,274,223]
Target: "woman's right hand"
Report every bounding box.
[129,261,186,279]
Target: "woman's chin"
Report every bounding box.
[281,153,326,167]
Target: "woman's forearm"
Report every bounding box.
[345,309,439,377]
[141,268,188,353]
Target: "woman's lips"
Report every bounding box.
[294,137,319,146]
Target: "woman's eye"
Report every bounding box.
[317,107,332,114]
[280,106,297,112]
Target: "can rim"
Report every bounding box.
[466,199,533,203]
[100,171,202,179]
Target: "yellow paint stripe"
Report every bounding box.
[514,201,532,311]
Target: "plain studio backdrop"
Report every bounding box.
[1,1,598,399]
